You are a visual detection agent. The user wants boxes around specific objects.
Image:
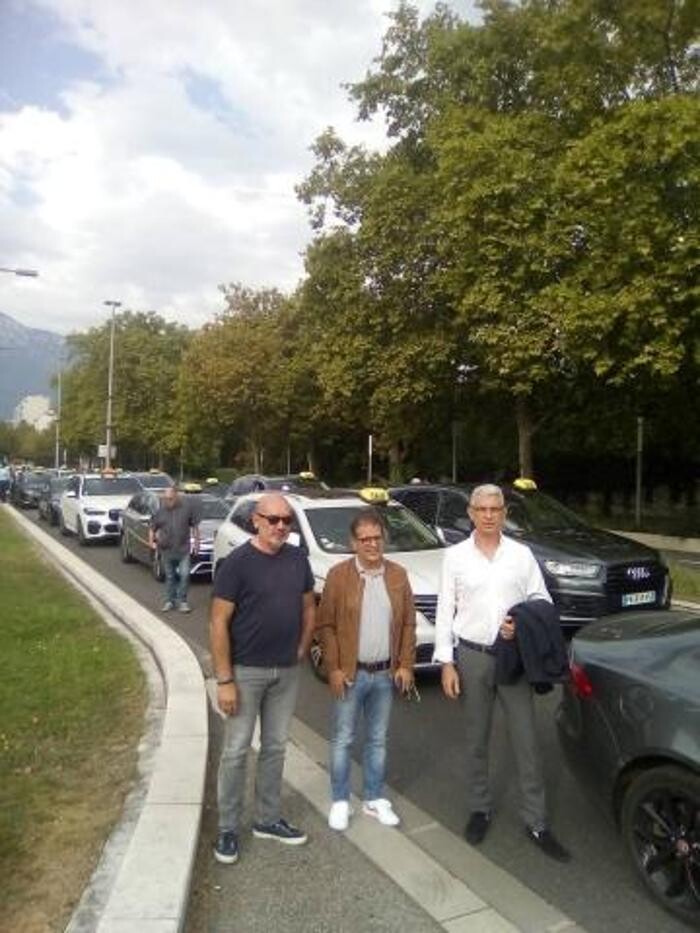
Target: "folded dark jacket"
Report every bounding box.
[494,599,569,694]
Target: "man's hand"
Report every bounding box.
[394,667,414,694]
[499,616,516,640]
[328,669,347,699]
[217,681,238,716]
[441,662,461,699]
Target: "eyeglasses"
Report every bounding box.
[356,534,383,545]
[256,513,294,527]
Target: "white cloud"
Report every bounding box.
[0,0,479,334]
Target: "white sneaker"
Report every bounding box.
[362,798,400,827]
[328,800,352,831]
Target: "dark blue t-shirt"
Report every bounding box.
[213,541,314,667]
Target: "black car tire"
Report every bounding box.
[49,507,58,527]
[309,637,328,683]
[58,511,71,537]
[77,519,89,547]
[121,531,134,563]
[621,764,700,924]
[152,549,165,582]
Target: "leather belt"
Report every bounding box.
[356,659,391,673]
[459,637,496,656]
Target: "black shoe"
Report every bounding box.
[213,830,239,864]
[252,818,307,845]
[525,827,571,863]
[464,811,491,845]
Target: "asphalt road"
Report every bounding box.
[26,509,693,933]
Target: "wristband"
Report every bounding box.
[217,677,235,686]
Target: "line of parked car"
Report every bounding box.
[6,466,698,924]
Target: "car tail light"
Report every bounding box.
[570,662,594,698]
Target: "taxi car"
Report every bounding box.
[120,489,228,579]
[390,480,671,631]
[213,488,446,675]
[59,471,141,544]
[10,467,50,508]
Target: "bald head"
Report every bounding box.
[252,493,294,553]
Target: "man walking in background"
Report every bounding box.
[435,483,571,862]
[317,508,416,832]
[149,484,200,613]
[210,492,316,864]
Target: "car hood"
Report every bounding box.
[199,517,224,538]
[79,494,133,511]
[310,547,445,594]
[512,527,660,564]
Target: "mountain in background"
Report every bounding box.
[0,312,65,420]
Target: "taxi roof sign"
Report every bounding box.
[358,487,390,505]
[513,477,538,491]
[182,481,202,493]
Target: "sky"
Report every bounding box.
[0,0,479,335]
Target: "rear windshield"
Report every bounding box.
[196,497,228,520]
[305,504,442,554]
[83,477,141,496]
[137,474,173,489]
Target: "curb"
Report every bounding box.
[6,507,207,933]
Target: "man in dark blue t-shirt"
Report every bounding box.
[210,493,315,865]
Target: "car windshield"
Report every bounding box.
[305,504,442,554]
[83,477,141,496]
[24,472,48,487]
[196,497,228,520]
[504,491,590,534]
[137,474,173,489]
[50,477,72,493]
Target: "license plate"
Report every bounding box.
[621,590,656,608]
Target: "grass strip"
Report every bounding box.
[0,510,146,931]
[669,559,700,603]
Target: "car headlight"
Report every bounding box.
[83,508,106,516]
[543,560,600,579]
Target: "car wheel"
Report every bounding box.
[621,764,700,924]
[58,511,71,537]
[49,507,58,527]
[152,549,165,582]
[309,637,328,683]
[121,531,134,563]
[77,519,89,546]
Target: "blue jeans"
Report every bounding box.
[217,664,300,833]
[329,668,393,802]
[163,552,190,605]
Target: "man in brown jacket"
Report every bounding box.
[316,508,416,832]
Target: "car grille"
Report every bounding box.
[414,595,437,624]
[605,560,665,591]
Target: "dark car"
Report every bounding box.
[131,470,175,490]
[226,471,327,501]
[390,483,670,630]
[556,609,700,925]
[120,490,228,580]
[38,474,74,525]
[11,468,50,508]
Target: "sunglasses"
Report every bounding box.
[256,513,294,527]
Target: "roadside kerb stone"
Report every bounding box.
[7,507,207,933]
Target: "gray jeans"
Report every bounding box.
[456,642,546,829]
[217,664,300,834]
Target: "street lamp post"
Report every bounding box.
[103,300,122,469]
[0,266,39,277]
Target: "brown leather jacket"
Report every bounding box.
[316,557,416,679]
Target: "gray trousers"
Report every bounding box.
[217,664,300,834]
[456,642,546,829]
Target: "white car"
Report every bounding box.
[213,489,446,674]
[59,472,142,545]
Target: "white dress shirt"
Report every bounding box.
[433,534,551,663]
[355,558,392,663]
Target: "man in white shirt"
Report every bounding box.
[435,484,570,862]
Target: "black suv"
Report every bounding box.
[11,469,50,508]
[389,483,671,631]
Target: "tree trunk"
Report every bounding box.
[515,397,534,479]
[388,441,405,485]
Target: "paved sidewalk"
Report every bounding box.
[186,703,585,933]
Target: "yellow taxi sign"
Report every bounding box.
[513,477,538,491]
[182,481,202,493]
[359,487,390,505]
[149,468,163,474]
[298,471,316,480]
[205,477,219,485]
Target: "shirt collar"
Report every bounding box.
[355,556,385,578]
